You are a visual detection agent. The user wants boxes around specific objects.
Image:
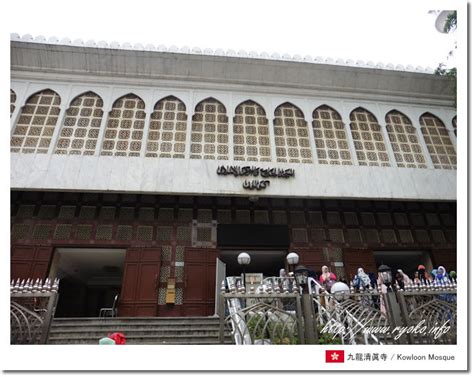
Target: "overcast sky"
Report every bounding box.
[6,0,460,69]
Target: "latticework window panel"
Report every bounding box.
[420,113,456,169]
[146,96,187,158]
[190,98,229,160]
[11,89,61,153]
[54,92,104,156]
[385,110,427,168]
[452,116,457,136]
[312,105,352,165]
[100,94,146,157]
[233,101,271,162]
[273,103,313,163]
[350,108,390,166]
[10,89,16,117]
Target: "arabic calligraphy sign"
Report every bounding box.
[216,165,295,190]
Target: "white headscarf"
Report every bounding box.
[357,267,371,287]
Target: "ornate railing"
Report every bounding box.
[10,278,59,344]
[219,277,304,345]
[219,275,457,345]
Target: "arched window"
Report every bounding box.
[54,92,104,155]
[146,96,187,158]
[312,105,352,165]
[385,110,427,168]
[452,116,457,136]
[10,89,61,153]
[100,94,146,157]
[10,89,16,117]
[190,98,229,160]
[233,100,271,162]
[349,108,390,167]
[420,113,456,169]
[273,102,312,163]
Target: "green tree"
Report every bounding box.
[434,11,457,107]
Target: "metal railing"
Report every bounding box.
[219,275,457,345]
[10,278,59,344]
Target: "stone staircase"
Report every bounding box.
[47,317,233,345]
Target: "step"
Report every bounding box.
[50,330,231,338]
[48,338,234,345]
[47,316,233,345]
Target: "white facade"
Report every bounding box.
[10,41,457,201]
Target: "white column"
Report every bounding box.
[47,86,72,155]
[266,101,277,162]
[139,91,154,158]
[340,102,359,166]
[374,105,397,167]
[184,91,194,159]
[303,100,318,165]
[95,88,114,156]
[228,93,235,161]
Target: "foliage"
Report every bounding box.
[435,11,457,108]
[317,326,343,345]
[443,11,457,33]
[246,313,299,344]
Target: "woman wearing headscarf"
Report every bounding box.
[417,265,429,284]
[395,269,412,290]
[435,266,450,284]
[352,267,372,290]
[413,271,421,285]
[319,265,336,291]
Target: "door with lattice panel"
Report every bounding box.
[343,248,377,282]
[183,248,217,316]
[118,247,161,317]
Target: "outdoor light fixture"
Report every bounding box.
[237,252,251,287]
[378,264,393,287]
[294,265,309,288]
[286,252,299,266]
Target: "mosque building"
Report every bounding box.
[10,35,456,317]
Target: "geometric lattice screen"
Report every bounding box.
[385,110,427,168]
[11,89,16,117]
[419,113,456,170]
[10,89,61,154]
[312,105,352,165]
[190,98,229,160]
[350,107,390,167]
[100,94,146,157]
[146,96,187,158]
[54,92,104,155]
[233,100,271,162]
[273,102,312,163]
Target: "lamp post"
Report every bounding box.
[377,264,404,340]
[294,265,317,344]
[286,252,299,275]
[237,252,251,288]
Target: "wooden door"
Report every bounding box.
[298,248,326,275]
[11,246,53,280]
[183,248,217,316]
[118,247,161,317]
[343,248,377,282]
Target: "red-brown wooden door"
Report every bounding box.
[298,248,326,274]
[11,246,53,280]
[343,248,377,281]
[118,247,161,317]
[183,248,217,316]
